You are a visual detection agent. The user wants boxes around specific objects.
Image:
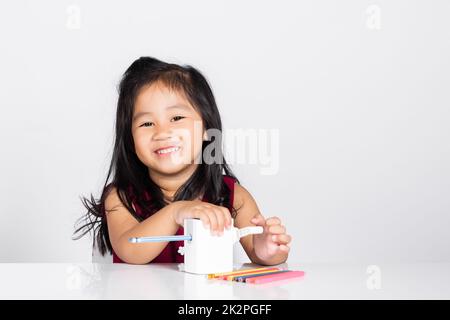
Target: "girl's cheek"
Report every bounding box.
[177,133,199,162]
[133,135,151,158]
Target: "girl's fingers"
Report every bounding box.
[268,225,286,234]
[266,217,281,226]
[220,207,232,230]
[205,208,219,234]
[279,245,290,253]
[195,209,211,229]
[200,206,217,232]
[271,234,291,244]
[189,204,231,235]
[213,207,225,234]
[251,214,266,226]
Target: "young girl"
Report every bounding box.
[74,56,291,265]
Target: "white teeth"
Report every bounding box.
[156,147,180,154]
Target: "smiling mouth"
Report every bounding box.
[154,146,181,156]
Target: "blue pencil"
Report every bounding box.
[129,235,192,243]
[234,270,291,282]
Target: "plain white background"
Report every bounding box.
[0,0,449,264]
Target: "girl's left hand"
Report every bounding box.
[250,214,291,261]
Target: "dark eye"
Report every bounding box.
[140,122,154,127]
[171,116,185,122]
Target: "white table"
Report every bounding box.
[0,262,449,299]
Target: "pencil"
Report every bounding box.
[224,268,282,281]
[246,270,305,284]
[234,270,291,282]
[207,267,277,279]
[128,235,192,243]
[219,267,280,280]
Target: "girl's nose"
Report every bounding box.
[153,123,174,140]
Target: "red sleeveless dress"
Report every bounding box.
[111,175,236,263]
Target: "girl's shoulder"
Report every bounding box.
[103,182,140,203]
[222,175,251,210]
[103,183,143,217]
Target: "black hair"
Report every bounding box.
[73,56,240,256]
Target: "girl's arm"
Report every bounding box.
[105,187,181,264]
[233,183,290,266]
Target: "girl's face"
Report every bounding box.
[131,82,206,177]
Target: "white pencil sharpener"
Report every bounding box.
[177,218,263,275]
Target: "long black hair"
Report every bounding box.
[73,56,240,256]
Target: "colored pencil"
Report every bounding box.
[222,268,281,281]
[207,267,277,279]
[246,270,305,284]
[218,267,280,280]
[234,270,291,282]
[129,235,192,243]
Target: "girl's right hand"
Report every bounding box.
[171,200,232,235]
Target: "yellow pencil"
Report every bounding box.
[225,268,282,281]
[207,267,276,279]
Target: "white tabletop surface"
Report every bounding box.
[0,262,449,299]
